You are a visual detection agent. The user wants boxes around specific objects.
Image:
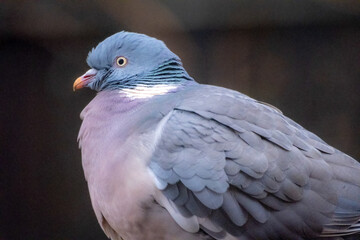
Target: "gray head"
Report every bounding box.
[73,31,193,92]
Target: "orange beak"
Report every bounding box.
[73,69,98,91]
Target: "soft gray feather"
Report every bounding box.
[77,32,360,240]
[148,84,360,239]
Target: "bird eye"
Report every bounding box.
[116,56,127,67]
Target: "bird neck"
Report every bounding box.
[118,58,196,99]
[136,58,194,85]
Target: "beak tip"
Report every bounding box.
[73,69,97,92]
[73,77,85,92]
[73,84,78,92]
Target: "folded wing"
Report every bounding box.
[149,85,360,240]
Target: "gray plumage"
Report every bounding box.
[75,31,360,240]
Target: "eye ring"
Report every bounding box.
[116,56,127,67]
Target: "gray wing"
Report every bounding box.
[149,85,360,240]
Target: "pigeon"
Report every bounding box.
[74,31,360,240]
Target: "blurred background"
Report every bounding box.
[1,0,360,239]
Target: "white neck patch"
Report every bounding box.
[120,84,179,99]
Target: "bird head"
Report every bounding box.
[73,31,193,93]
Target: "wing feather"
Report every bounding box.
[148,85,360,239]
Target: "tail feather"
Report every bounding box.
[321,198,360,237]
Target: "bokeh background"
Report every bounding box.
[1,1,360,239]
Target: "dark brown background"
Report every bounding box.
[1,1,360,239]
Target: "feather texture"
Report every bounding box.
[148,85,360,239]
[77,32,360,240]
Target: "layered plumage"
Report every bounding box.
[75,31,360,240]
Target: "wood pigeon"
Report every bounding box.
[74,31,360,240]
